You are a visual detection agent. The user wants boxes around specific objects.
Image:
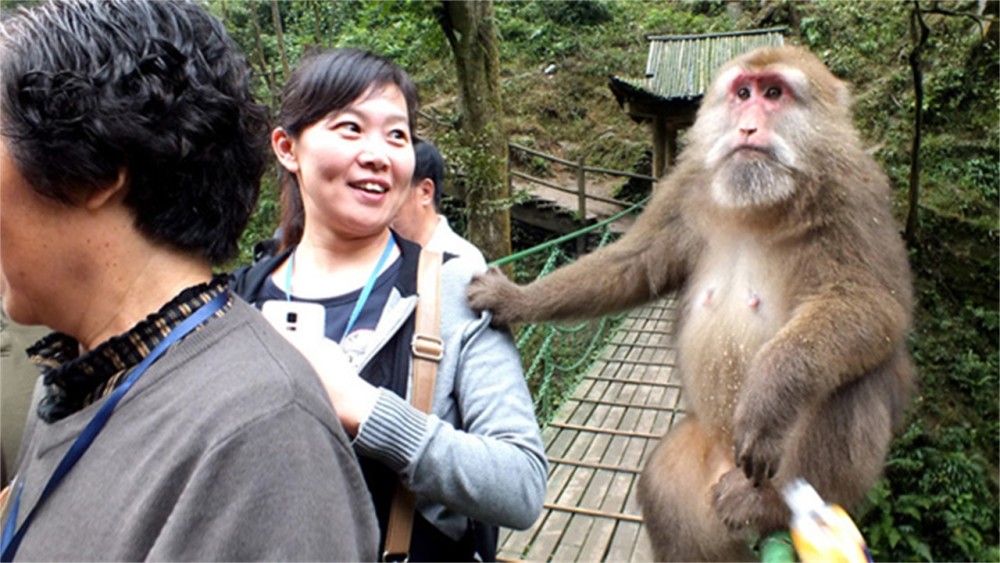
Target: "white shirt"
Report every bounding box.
[426,216,488,271]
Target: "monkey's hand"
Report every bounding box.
[711,469,788,533]
[731,379,791,487]
[467,267,527,327]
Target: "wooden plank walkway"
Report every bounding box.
[499,297,684,562]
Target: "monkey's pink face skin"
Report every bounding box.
[726,72,794,154]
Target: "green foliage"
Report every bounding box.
[495,2,587,61]
[799,1,911,80]
[227,168,281,271]
[436,126,513,223]
[854,208,1000,561]
[536,0,614,27]
[578,132,649,171]
[859,419,999,562]
[910,222,999,457]
[508,140,553,177]
[916,137,999,229]
[634,3,718,36]
[319,1,445,69]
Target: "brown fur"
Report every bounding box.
[467,46,915,561]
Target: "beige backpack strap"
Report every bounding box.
[382,248,443,562]
[410,249,444,409]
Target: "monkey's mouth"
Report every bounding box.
[731,145,773,158]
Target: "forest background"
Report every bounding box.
[184,0,999,560]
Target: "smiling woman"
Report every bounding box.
[272,83,415,264]
[230,48,547,562]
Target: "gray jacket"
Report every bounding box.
[3,299,378,561]
[354,253,548,540]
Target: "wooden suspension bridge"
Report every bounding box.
[498,297,684,562]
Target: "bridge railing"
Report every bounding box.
[489,197,649,425]
[507,142,655,221]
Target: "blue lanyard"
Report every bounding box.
[0,291,228,562]
[283,236,395,341]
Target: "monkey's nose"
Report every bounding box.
[740,126,758,137]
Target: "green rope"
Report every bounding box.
[483,196,646,426]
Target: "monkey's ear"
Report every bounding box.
[833,80,853,110]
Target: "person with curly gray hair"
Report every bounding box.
[0,1,377,560]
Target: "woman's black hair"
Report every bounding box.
[0,0,269,264]
[274,48,419,250]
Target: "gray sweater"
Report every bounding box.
[2,299,377,561]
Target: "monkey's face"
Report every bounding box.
[696,65,810,210]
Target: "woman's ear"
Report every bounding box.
[84,168,128,211]
[271,127,299,173]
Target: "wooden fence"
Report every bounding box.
[508,142,656,221]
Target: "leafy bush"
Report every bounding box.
[859,419,999,562]
[537,0,614,27]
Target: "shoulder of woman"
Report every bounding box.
[440,252,481,283]
[437,255,506,335]
[229,249,291,300]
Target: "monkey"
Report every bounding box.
[467,46,915,561]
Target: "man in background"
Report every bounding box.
[393,139,488,269]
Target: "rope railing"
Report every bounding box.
[489,197,649,425]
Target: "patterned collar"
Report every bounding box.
[28,275,231,423]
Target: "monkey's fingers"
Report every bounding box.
[466,267,506,310]
[737,449,779,487]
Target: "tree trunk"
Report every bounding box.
[270,0,291,81]
[311,0,324,46]
[247,2,276,108]
[438,0,511,263]
[906,1,929,247]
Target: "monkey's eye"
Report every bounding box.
[737,87,751,100]
[764,86,782,99]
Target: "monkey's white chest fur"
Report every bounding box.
[679,238,787,434]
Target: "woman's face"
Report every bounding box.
[0,138,87,326]
[276,84,415,242]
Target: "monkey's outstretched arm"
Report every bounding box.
[467,190,701,326]
[731,280,911,484]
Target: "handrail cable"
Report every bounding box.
[484,196,650,425]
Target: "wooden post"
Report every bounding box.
[652,115,667,178]
[507,144,513,195]
[665,126,678,173]
[577,156,587,256]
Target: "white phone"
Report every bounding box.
[261,300,326,342]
